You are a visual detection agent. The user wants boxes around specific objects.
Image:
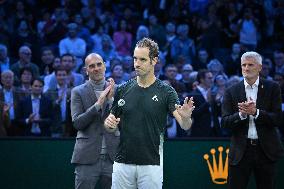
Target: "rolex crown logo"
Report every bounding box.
[203,146,229,184]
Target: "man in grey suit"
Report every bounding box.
[71,53,120,189]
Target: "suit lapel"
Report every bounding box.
[195,88,207,103]
[39,97,44,116]
[256,79,265,108]
[101,81,109,116]
[238,80,247,102]
[85,81,98,105]
[27,97,33,116]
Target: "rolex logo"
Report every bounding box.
[203,146,229,185]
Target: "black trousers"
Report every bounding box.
[228,140,277,189]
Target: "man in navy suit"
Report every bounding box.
[222,51,284,189]
[189,69,220,137]
[17,78,52,136]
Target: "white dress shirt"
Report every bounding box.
[57,85,67,122]
[31,95,41,134]
[239,77,260,139]
[3,89,15,120]
[197,85,214,127]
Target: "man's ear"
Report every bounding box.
[259,64,262,72]
[152,57,158,66]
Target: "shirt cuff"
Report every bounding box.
[94,103,101,111]
[253,109,259,119]
[239,112,247,120]
[107,97,114,104]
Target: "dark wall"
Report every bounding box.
[0,138,284,189]
[164,140,284,189]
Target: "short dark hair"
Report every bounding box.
[55,66,67,75]
[20,66,34,78]
[32,77,44,86]
[135,37,159,61]
[111,63,123,72]
[61,53,75,62]
[165,64,177,72]
[197,69,210,83]
[41,46,54,55]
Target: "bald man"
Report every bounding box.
[71,53,120,189]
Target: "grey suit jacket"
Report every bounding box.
[71,80,119,164]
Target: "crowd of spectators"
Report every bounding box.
[0,0,284,138]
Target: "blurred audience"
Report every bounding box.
[0,0,284,138]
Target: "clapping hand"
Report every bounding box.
[104,113,120,130]
[106,78,115,100]
[238,97,256,116]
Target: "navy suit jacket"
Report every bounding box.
[16,95,53,136]
[190,88,220,137]
[222,79,284,165]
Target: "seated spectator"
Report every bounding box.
[171,24,195,64]
[45,54,84,91]
[91,24,111,53]
[113,19,132,56]
[274,72,284,103]
[11,46,39,85]
[43,57,61,92]
[97,35,117,63]
[121,56,133,81]
[148,14,166,49]
[164,64,186,98]
[12,19,39,59]
[16,78,52,137]
[37,11,51,40]
[238,8,259,51]
[192,48,210,71]
[207,59,228,80]
[162,22,176,59]
[109,63,126,85]
[59,23,87,72]
[189,71,199,91]
[39,47,55,77]
[224,43,242,76]
[0,70,24,136]
[180,64,194,94]
[189,69,220,137]
[43,8,68,46]
[45,68,73,137]
[226,75,241,88]
[260,58,273,80]
[212,74,230,137]
[273,50,284,75]
[0,44,15,73]
[73,14,94,52]
[154,59,164,80]
[18,67,33,97]
[132,25,149,49]
[80,6,101,33]
[197,14,223,52]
